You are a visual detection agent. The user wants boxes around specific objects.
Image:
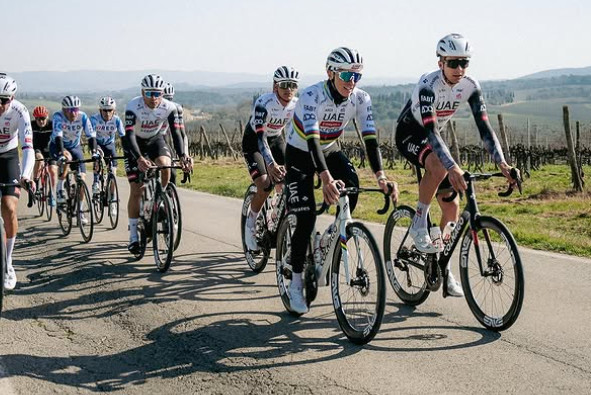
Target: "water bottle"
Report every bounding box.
[430,226,443,251]
[313,232,322,264]
[442,221,456,244]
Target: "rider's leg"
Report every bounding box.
[324,149,359,211]
[155,155,171,189]
[436,184,464,297]
[412,152,447,232]
[34,151,43,183]
[2,194,19,288]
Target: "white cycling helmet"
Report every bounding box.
[62,95,81,109]
[326,47,363,72]
[140,74,166,90]
[273,66,300,83]
[436,33,472,58]
[163,82,175,99]
[99,96,116,110]
[0,75,18,97]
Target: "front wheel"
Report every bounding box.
[383,205,430,306]
[57,183,72,236]
[0,224,6,317]
[332,222,386,345]
[77,182,94,243]
[241,184,270,273]
[152,193,175,272]
[275,214,303,316]
[93,176,105,224]
[43,172,53,222]
[166,183,182,251]
[106,175,120,229]
[459,216,525,331]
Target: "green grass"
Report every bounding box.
[180,159,591,258]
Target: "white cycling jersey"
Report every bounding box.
[125,96,180,139]
[90,113,125,146]
[249,92,297,138]
[0,99,34,178]
[50,111,95,149]
[286,81,376,152]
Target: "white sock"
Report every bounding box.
[129,218,139,242]
[411,201,430,231]
[291,272,303,288]
[246,208,259,228]
[6,237,15,269]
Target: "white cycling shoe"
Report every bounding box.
[288,282,309,314]
[80,214,89,225]
[4,265,17,290]
[409,227,441,253]
[244,222,259,251]
[446,272,464,298]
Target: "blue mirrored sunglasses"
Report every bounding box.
[144,90,163,98]
[337,71,362,83]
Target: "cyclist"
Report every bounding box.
[89,96,125,216]
[395,33,517,297]
[31,105,57,207]
[123,74,193,254]
[242,66,299,251]
[284,48,398,313]
[161,82,189,185]
[0,75,35,290]
[49,96,98,224]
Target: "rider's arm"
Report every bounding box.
[174,104,189,154]
[419,87,457,169]
[467,88,506,165]
[123,110,142,159]
[18,108,35,180]
[82,113,97,151]
[298,92,329,173]
[252,104,275,166]
[167,106,186,157]
[356,91,384,175]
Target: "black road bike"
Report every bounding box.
[384,169,525,331]
[92,154,124,229]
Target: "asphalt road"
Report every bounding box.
[1,180,590,394]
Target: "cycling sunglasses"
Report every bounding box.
[278,81,298,90]
[337,71,362,83]
[144,90,163,98]
[0,96,12,105]
[445,58,470,69]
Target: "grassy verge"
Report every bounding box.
[180,158,591,258]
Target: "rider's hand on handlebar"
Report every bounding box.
[376,172,399,204]
[180,154,193,173]
[137,156,152,173]
[499,161,520,187]
[20,177,35,193]
[448,164,467,192]
[320,170,344,205]
[268,162,285,183]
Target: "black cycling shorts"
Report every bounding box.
[242,123,285,181]
[49,142,86,173]
[0,148,21,197]
[124,134,171,183]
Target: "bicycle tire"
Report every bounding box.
[275,214,303,316]
[240,184,270,273]
[331,222,386,344]
[133,218,148,261]
[166,183,182,251]
[93,175,105,224]
[43,172,53,222]
[106,174,120,229]
[152,193,175,272]
[78,182,94,243]
[459,216,525,331]
[383,205,430,306]
[36,181,44,217]
[57,181,72,236]
[0,221,6,318]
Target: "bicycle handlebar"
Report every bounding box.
[441,168,522,202]
[315,184,393,216]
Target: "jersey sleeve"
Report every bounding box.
[18,107,35,179]
[419,87,456,169]
[52,112,64,139]
[356,91,383,173]
[467,83,506,164]
[115,116,125,137]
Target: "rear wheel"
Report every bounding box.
[331,222,385,344]
[106,175,120,229]
[241,184,270,273]
[275,214,302,316]
[383,206,430,306]
[460,216,525,331]
[152,194,175,272]
[77,182,94,243]
[0,224,6,317]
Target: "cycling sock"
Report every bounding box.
[57,179,65,192]
[129,218,139,242]
[411,201,430,231]
[6,237,15,268]
[247,208,259,228]
[291,272,303,288]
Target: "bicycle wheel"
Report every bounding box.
[152,193,174,272]
[240,184,270,273]
[35,181,44,217]
[57,183,72,236]
[133,218,148,261]
[106,174,120,229]
[93,175,105,224]
[0,223,6,318]
[331,222,386,345]
[43,172,53,222]
[77,182,94,243]
[166,183,182,251]
[275,214,304,316]
[459,216,525,331]
[383,205,430,306]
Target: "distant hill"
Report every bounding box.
[519,66,591,79]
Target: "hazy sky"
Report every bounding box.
[4,0,591,81]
